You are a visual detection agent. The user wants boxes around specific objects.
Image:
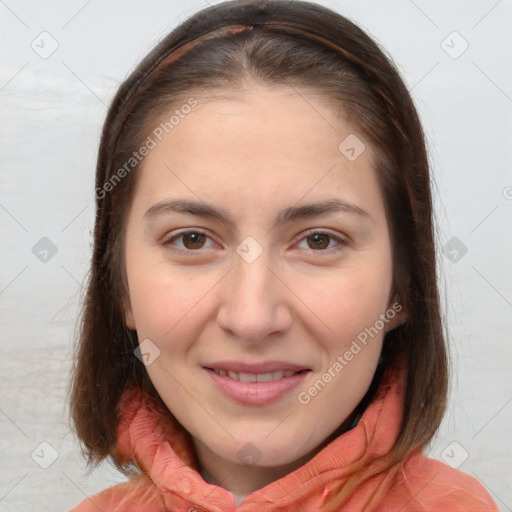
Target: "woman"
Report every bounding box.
[70,1,498,510]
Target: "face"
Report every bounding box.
[123,85,405,475]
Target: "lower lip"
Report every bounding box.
[205,369,310,406]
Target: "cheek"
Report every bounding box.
[294,268,390,432]
[126,258,219,350]
[295,261,393,341]
[129,281,187,337]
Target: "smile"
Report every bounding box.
[204,363,311,405]
[212,369,300,382]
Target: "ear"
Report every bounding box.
[384,298,407,333]
[123,297,137,330]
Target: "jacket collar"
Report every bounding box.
[116,355,407,511]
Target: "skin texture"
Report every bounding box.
[123,84,406,499]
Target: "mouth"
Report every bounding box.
[209,368,307,382]
[203,362,311,405]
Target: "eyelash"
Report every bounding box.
[162,229,348,256]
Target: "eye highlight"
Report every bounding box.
[296,230,348,252]
[163,229,219,253]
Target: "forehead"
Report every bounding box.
[143,84,359,166]
[131,85,383,220]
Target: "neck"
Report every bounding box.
[193,413,357,502]
[194,439,314,502]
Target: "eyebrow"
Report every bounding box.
[144,198,371,227]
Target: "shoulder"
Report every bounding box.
[68,474,166,512]
[384,451,499,512]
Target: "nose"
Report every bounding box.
[216,250,293,343]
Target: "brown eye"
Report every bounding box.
[182,232,207,249]
[164,230,216,253]
[307,233,331,250]
[297,231,347,254]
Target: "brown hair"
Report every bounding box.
[70,0,448,500]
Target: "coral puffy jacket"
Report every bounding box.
[71,357,498,511]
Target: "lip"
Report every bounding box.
[203,361,311,406]
[204,361,310,373]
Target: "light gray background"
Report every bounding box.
[1,1,511,511]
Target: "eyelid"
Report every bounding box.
[162,227,349,255]
[294,228,350,247]
[162,228,221,253]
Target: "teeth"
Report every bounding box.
[256,372,273,383]
[213,369,299,382]
[239,372,257,383]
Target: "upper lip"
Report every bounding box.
[204,361,310,374]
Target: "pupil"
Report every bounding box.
[184,233,205,249]
[309,233,329,250]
